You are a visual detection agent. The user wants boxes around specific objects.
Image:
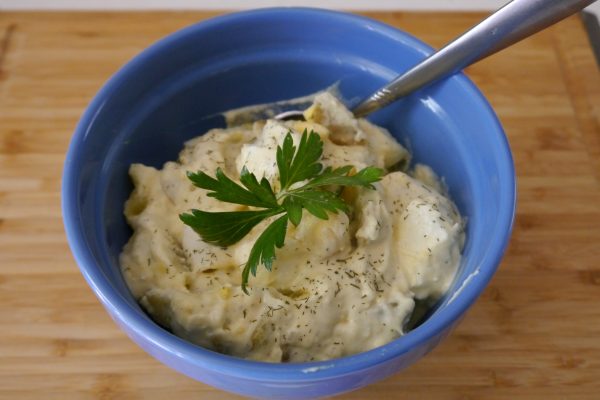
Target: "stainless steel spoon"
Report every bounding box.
[276,0,596,121]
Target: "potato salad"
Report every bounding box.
[120,92,465,362]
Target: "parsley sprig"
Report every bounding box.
[180,129,383,293]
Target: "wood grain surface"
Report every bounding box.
[1,11,599,400]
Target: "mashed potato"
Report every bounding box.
[120,92,464,362]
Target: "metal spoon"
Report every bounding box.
[276,0,596,121]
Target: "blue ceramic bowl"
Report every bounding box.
[62,8,515,400]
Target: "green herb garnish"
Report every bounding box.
[180,129,383,294]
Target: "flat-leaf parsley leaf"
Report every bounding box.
[180,129,383,294]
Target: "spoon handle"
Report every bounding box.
[352,0,596,117]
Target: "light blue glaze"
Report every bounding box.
[62,8,515,399]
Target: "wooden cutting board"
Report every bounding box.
[1,11,599,400]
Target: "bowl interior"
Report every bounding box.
[64,8,514,376]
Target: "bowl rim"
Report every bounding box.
[62,7,516,382]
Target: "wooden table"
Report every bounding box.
[1,11,599,400]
